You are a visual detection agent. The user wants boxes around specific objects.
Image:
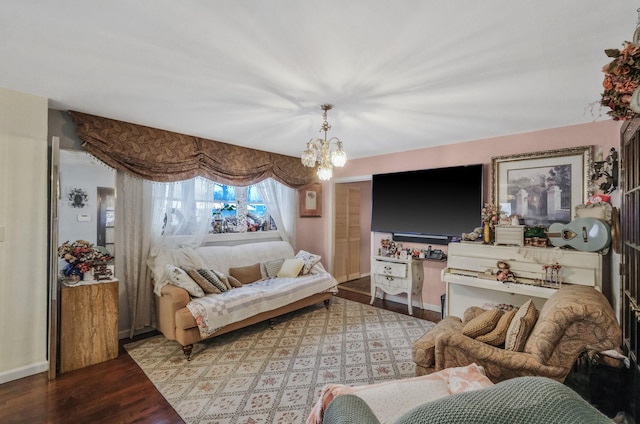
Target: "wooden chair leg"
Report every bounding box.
[182,344,193,361]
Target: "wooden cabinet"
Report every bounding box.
[60,280,119,373]
[370,256,424,315]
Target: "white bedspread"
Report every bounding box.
[186,271,338,337]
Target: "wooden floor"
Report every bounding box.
[0,289,439,424]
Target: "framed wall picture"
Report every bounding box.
[492,146,592,226]
[299,183,322,217]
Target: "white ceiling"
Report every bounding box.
[1,1,636,160]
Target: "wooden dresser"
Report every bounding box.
[60,279,119,373]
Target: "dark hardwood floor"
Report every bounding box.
[0,288,438,424]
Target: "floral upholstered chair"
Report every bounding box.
[412,285,621,383]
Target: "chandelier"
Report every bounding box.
[301,104,347,181]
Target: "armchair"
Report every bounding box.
[413,285,621,383]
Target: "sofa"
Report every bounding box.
[320,375,613,424]
[412,285,622,383]
[150,240,338,359]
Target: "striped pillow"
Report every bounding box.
[197,268,228,292]
[186,268,221,294]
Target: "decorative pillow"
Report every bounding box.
[165,264,205,297]
[229,263,263,284]
[264,258,285,279]
[211,269,232,290]
[276,258,305,278]
[462,308,502,338]
[476,309,517,346]
[185,268,221,294]
[197,268,228,292]
[294,250,322,275]
[227,274,243,288]
[463,306,487,324]
[504,300,539,351]
[212,269,243,288]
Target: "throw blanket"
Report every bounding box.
[187,272,338,337]
[307,364,494,424]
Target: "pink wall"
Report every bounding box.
[296,120,622,309]
[296,180,372,274]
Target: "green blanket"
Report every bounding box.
[323,377,612,424]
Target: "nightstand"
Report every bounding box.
[370,256,424,315]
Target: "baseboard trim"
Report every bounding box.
[0,360,48,384]
[383,293,441,313]
[118,326,156,340]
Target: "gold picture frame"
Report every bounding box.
[299,183,322,217]
[492,146,592,226]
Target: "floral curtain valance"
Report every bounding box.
[69,111,316,188]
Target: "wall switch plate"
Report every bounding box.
[77,214,91,222]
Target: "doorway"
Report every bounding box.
[97,187,115,256]
[332,180,372,284]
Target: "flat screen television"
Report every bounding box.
[371,164,484,245]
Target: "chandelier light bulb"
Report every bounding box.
[331,142,347,167]
[317,164,333,181]
[301,145,316,168]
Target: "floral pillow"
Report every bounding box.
[294,250,322,275]
[165,264,205,297]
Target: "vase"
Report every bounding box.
[483,222,492,244]
[83,269,94,282]
[67,273,81,283]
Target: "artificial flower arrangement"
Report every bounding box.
[58,239,113,276]
[481,203,501,230]
[600,41,640,120]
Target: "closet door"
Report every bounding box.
[333,184,361,283]
[621,119,640,420]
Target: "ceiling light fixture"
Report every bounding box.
[301,104,347,181]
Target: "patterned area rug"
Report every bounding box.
[124,297,435,424]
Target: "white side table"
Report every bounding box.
[370,256,424,315]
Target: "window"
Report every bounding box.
[211,184,277,234]
[159,178,278,236]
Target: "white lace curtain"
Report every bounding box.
[257,178,297,248]
[144,177,296,291]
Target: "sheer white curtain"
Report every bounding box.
[115,171,155,338]
[257,178,297,248]
[147,177,217,290]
